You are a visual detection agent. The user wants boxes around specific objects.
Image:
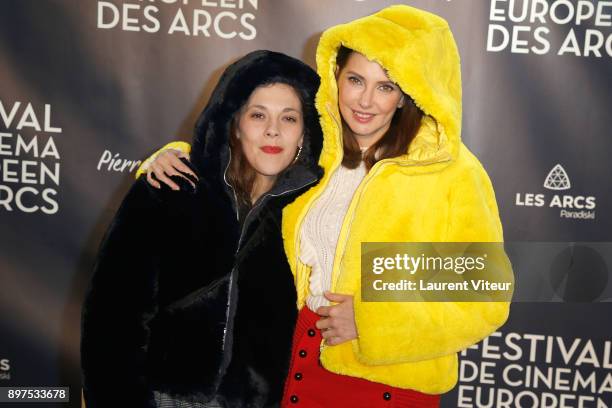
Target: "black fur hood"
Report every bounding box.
[191,50,323,190]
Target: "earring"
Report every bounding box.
[293,145,303,164]
[397,95,405,108]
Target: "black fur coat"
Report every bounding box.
[81,50,322,408]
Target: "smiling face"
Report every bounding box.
[236,83,304,189]
[337,51,404,148]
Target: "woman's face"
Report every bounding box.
[237,83,304,182]
[337,52,404,148]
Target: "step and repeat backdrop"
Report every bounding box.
[1,0,611,407]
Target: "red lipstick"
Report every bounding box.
[261,146,283,154]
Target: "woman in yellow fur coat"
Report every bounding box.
[142,5,512,407]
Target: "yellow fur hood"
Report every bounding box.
[282,5,512,395]
[314,4,461,170]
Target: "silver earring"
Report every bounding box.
[293,145,303,164]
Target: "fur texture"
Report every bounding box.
[81,50,323,408]
[281,5,513,394]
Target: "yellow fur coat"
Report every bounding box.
[281,5,511,394]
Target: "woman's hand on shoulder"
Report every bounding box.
[147,149,197,190]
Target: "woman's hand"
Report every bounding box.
[146,149,197,190]
[315,291,358,346]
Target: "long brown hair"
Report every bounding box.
[336,46,424,170]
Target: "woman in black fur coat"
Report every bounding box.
[80,50,323,408]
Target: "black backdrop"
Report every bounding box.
[1,1,610,407]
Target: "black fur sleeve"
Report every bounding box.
[81,178,165,408]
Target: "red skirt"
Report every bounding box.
[281,307,441,408]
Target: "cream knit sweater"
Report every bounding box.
[299,162,367,311]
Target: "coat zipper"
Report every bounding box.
[221,149,318,353]
[316,159,389,354]
[219,146,238,360]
